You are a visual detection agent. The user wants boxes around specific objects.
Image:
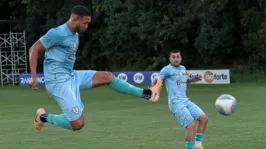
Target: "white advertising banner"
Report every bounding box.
[19,70,230,86]
[186,69,230,84]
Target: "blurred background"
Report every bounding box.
[0,1,266,149]
[0,0,265,78]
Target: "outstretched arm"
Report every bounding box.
[187,76,202,84]
[187,78,193,84]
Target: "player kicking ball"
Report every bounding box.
[152,50,208,149]
[29,5,162,131]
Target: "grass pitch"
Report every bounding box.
[0,83,265,149]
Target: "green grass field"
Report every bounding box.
[0,83,266,149]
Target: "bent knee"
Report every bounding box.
[97,71,114,83]
[73,122,84,131]
[198,114,208,123]
[70,116,85,131]
[104,71,114,82]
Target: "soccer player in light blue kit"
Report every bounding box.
[152,50,208,149]
[29,5,162,131]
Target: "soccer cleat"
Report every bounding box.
[149,78,163,103]
[194,147,204,149]
[34,108,46,131]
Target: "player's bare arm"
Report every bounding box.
[187,76,202,83]
[152,77,163,89]
[29,40,46,89]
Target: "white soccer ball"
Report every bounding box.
[215,94,237,116]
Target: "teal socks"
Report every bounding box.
[195,133,204,141]
[109,77,144,97]
[195,133,204,147]
[47,114,72,130]
[186,133,204,149]
[186,141,194,149]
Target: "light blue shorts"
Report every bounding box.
[169,100,205,128]
[45,70,97,121]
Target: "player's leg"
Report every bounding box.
[78,70,162,102]
[36,108,84,131]
[170,104,195,149]
[194,114,208,149]
[34,80,85,131]
[186,122,196,149]
[187,102,208,149]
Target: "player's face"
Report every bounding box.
[169,52,182,67]
[76,16,91,33]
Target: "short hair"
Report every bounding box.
[169,49,181,56]
[71,5,91,17]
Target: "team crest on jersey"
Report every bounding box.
[186,115,191,121]
[72,106,79,114]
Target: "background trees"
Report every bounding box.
[1,0,265,75]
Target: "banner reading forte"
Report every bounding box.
[19,69,230,86]
[185,69,230,84]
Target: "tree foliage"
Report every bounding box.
[2,0,266,72]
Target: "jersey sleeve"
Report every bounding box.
[151,66,169,86]
[180,65,188,78]
[181,65,186,71]
[39,29,60,50]
[158,66,169,80]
